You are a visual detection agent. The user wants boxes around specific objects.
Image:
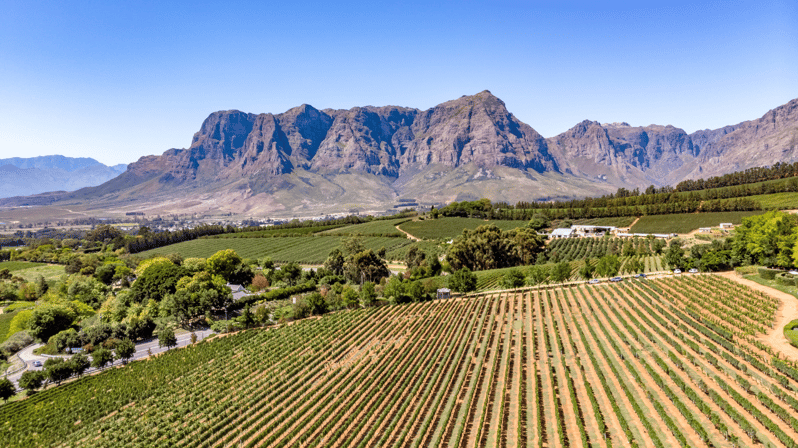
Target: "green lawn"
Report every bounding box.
[0,261,45,272]
[139,235,413,264]
[398,217,524,240]
[630,211,762,234]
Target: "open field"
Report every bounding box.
[4,275,797,447]
[9,264,65,283]
[631,211,762,234]
[139,235,413,264]
[213,224,347,238]
[0,261,45,272]
[398,217,523,240]
[0,310,19,343]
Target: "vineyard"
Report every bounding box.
[630,211,761,234]
[4,275,798,447]
[397,218,523,240]
[138,235,414,264]
[546,237,659,263]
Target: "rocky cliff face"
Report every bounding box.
[5,92,796,216]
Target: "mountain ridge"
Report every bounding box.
[1,92,796,217]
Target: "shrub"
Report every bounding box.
[758,267,778,280]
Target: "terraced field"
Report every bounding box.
[4,274,798,447]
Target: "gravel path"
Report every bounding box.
[719,271,798,362]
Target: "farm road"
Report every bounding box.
[719,271,798,362]
[395,224,420,241]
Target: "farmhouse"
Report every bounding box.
[572,225,616,237]
[550,228,574,239]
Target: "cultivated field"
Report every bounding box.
[138,235,414,264]
[398,218,523,240]
[4,275,798,447]
[630,211,761,234]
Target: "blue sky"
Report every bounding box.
[0,0,796,166]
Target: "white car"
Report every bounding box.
[673,269,682,274]
[688,268,699,273]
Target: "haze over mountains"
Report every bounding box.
[2,91,796,217]
[0,156,126,198]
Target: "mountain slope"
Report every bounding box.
[1,92,796,216]
[0,156,127,198]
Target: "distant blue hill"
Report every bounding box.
[0,155,128,199]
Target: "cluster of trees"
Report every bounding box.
[323,236,390,284]
[446,224,546,271]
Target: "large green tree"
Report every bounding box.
[207,249,253,286]
[162,272,232,326]
[449,267,477,293]
[0,378,15,403]
[131,261,188,302]
[29,304,77,342]
[447,225,544,271]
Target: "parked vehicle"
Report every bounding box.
[610,277,623,282]
[634,273,646,278]
[688,268,699,273]
[588,279,600,284]
[32,360,42,367]
[673,269,682,274]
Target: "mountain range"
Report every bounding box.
[0,156,126,199]
[1,91,796,217]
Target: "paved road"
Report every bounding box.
[6,329,213,389]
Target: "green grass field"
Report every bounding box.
[12,264,65,283]
[398,217,523,240]
[570,216,638,227]
[0,309,19,343]
[0,261,45,272]
[140,235,413,264]
[630,211,762,234]
[320,218,410,236]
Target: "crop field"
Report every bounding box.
[749,192,798,210]
[547,237,657,263]
[0,309,20,344]
[570,216,638,227]
[398,217,523,240]
[630,211,762,234]
[473,256,665,291]
[5,274,796,447]
[138,235,412,264]
[321,218,410,237]
[213,224,347,238]
[0,261,45,272]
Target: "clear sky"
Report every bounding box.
[0,0,796,166]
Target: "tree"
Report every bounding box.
[0,378,15,402]
[304,292,328,315]
[341,286,360,309]
[596,255,621,278]
[162,272,232,326]
[205,249,253,286]
[359,282,377,307]
[502,269,526,289]
[158,328,177,350]
[190,332,198,344]
[407,281,426,302]
[18,370,44,393]
[280,263,302,286]
[551,262,572,284]
[44,358,73,386]
[527,213,550,231]
[70,352,90,377]
[324,249,345,276]
[579,259,594,280]
[91,347,114,369]
[383,276,406,302]
[447,225,544,271]
[449,267,477,293]
[36,275,49,296]
[115,339,136,364]
[405,246,426,270]
[240,305,255,328]
[665,239,687,270]
[131,261,188,302]
[29,304,77,342]
[345,249,389,284]
[527,265,550,286]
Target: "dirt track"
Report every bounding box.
[719,271,798,362]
